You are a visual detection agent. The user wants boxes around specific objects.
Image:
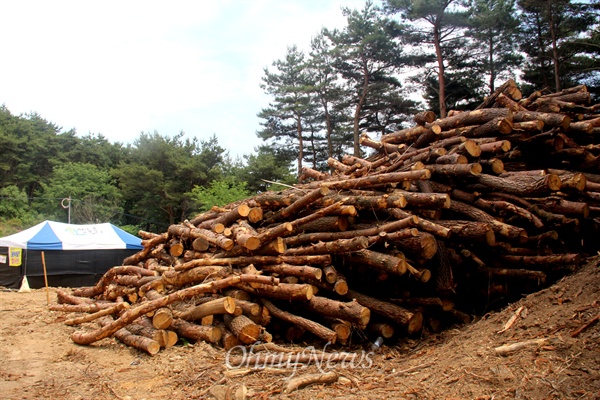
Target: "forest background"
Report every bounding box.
[0,0,598,236]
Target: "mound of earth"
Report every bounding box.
[1,256,599,399]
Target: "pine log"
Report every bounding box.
[261,299,337,343]
[71,266,156,298]
[349,249,407,276]
[380,125,442,145]
[328,193,407,209]
[125,322,168,348]
[283,236,369,256]
[296,216,349,233]
[263,187,330,225]
[305,296,370,329]
[223,314,261,344]
[56,288,108,306]
[103,284,137,301]
[435,153,468,165]
[478,158,505,175]
[308,170,431,190]
[188,208,224,226]
[162,265,231,287]
[168,239,185,257]
[547,169,587,191]
[197,203,251,233]
[477,79,522,109]
[71,274,275,345]
[341,154,373,170]
[171,319,222,343]
[449,200,528,242]
[388,232,438,260]
[323,265,338,284]
[222,288,252,301]
[394,190,451,209]
[534,197,590,218]
[233,299,261,317]
[426,163,482,177]
[177,255,332,271]
[299,167,331,182]
[111,325,161,356]
[333,273,349,296]
[388,209,452,238]
[433,108,513,132]
[192,228,234,251]
[328,157,354,174]
[346,289,422,334]
[513,111,571,130]
[414,110,437,125]
[256,201,345,246]
[283,216,417,247]
[529,204,580,227]
[433,241,456,295]
[237,282,313,301]
[258,264,323,281]
[175,297,237,321]
[231,220,261,251]
[405,261,431,283]
[329,319,352,343]
[359,133,403,154]
[64,302,129,326]
[123,233,168,265]
[436,220,495,245]
[370,322,395,339]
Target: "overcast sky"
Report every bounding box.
[0,0,376,159]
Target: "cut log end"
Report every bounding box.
[407,312,424,335]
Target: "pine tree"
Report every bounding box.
[466,0,523,94]
[325,1,409,156]
[518,0,599,93]
[257,46,315,174]
[384,0,469,117]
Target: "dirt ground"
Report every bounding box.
[1,257,599,400]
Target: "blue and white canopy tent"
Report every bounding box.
[0,221,143,289]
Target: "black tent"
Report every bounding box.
[0,221,142,289]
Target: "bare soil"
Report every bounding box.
[1,257,600,399]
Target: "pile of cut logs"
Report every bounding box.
[52,80,600,355]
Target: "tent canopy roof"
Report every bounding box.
[0,221,143,250]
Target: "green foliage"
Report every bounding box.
[0,185,29,220]
[258,45,313,173]
[113,132,226,226]
[0,106,61,198]
[117,224,142,236]
[189,177,251,213]
[326,1,411,155]
[466,0,523,94]
[384,0,470,117]
[234,146,296,194]
[518,0,600,94]
[38,162,122,223]
[0,185,44,237]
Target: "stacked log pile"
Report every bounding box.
[53,80,600,355]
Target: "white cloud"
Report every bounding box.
[0,0,372,158]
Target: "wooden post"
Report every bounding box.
[41,251,50,305]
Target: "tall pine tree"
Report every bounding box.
[518,0,599,94]
[258,46,316,174]
[384,0,469,117]
[325,1,410,156]
[466,0,523,94]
